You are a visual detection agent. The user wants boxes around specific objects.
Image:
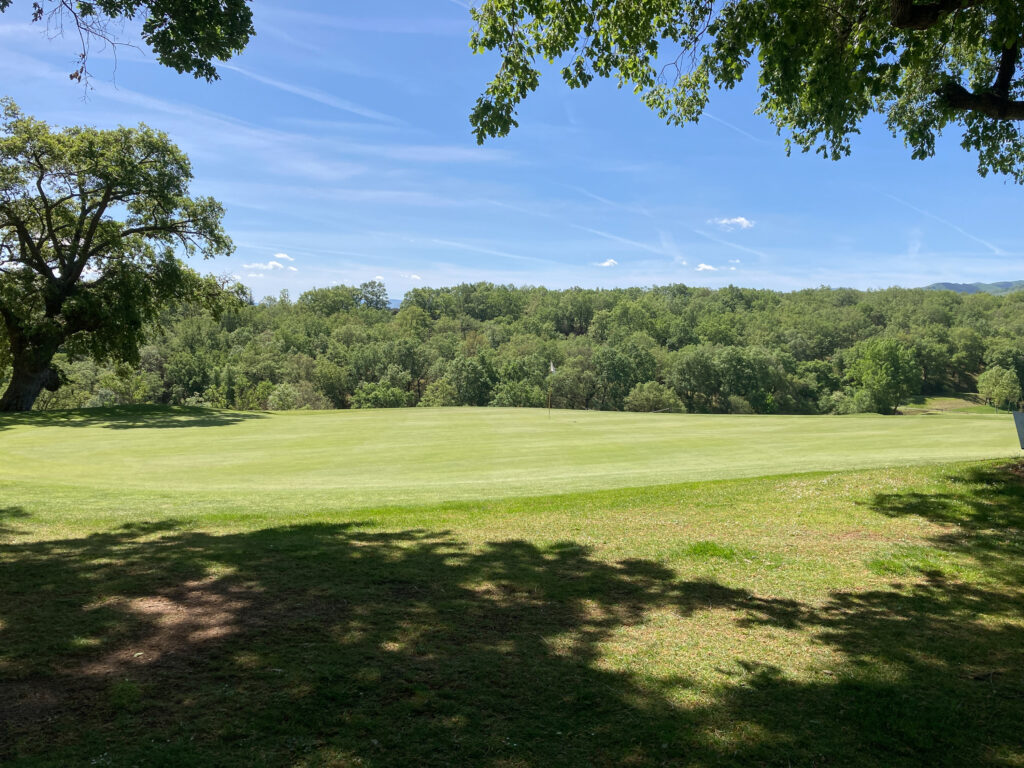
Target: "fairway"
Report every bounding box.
[2,407,1020,513]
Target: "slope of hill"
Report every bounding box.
[924,280,1024,295]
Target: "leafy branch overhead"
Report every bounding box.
[469,0,1024,181]
[0,0,253,82]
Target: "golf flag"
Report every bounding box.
[1014,412,1024,450]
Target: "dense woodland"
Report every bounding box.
[5,281,1024,415]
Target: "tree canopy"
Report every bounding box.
[0,99,231,410]
[469,0,1024,181]
[1,0,254,82]
[13,279,1024,417]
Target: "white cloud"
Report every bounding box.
[247,272,265,278]
[595,258,618,267]
[374,275,385,281]
[287,266,298,272]
[729,259,741,264]
[274,253,295,262]
[243,260,285,270]
[710,217,755,231]
[696,263,718,272]
[402,273,423,281]
[729,266,737,271]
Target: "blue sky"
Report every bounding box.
[2,0,1022,299]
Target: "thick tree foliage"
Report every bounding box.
[0,0,253,82]
[0,100,230,411]
[14,280,1024,416]
[469,0,1024,180]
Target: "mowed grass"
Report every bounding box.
[2,407,1024,766]
[1,406,1020,526]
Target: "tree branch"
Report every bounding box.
[938,81,1024,120]
[32,154,68,272]
[890,0,981,30]
[993,45,1020,102]
[71,185,113,284]
[6,213,56,281]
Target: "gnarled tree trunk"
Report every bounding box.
[0,352,61,412]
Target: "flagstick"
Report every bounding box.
[548,360,555,419]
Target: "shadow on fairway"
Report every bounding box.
[0,405,266,431]
[1,470,1023,766]
[0,506,30,536]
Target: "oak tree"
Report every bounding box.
[469,0,1024,181]
[0,100,231,411]
[1,0,254,82]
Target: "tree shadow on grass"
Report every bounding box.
[0,405,266,431]
[0,507,29,537]
[869,461,1024,586]
[1,511,1022,766]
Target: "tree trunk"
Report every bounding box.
[0,358,61,412]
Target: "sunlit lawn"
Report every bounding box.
[1,407,1023,766]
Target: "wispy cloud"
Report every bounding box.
[244,261,286,270]
[885,194,1004,255]
[696,263,718,272]
[692,229,770,259]
[261,8,471,36]
[223,65,401,124]
[595,258,618,267]
[274,253,295,262]
[907,228,923,258]
[703,112,768,143]
[710,216,755,231]
[431,238,552,264]
[659,231,687,265]
[571,224,668,256]
[568,186,654,218]
[488,199,672,258]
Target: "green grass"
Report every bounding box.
[2,407,1024,766]
[901,393,1017,415]
[1,406,1020,524]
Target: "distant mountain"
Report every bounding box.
[924,280,1024,295]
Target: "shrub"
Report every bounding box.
[624,381,684,413]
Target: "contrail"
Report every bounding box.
[885,193,1004,256]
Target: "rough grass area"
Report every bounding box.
[901,393,1014,415]
[1,407,1023,765]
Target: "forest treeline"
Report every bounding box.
[13,281,1024,415]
